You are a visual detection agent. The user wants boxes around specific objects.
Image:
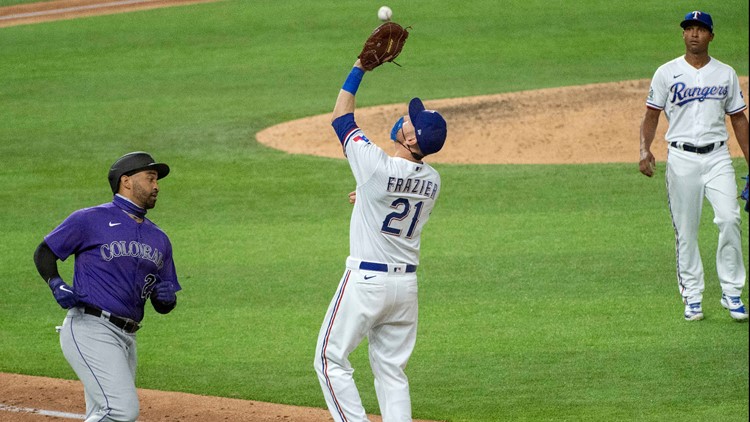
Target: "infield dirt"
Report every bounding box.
[258,78,748,165]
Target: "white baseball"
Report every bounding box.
[378,6,392,21]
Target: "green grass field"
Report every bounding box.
[0,0,40,5]
[1,1,748,421]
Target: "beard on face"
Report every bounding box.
[133,182,157,210]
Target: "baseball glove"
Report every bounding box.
[358,22,410,71]
[741,175,749,212]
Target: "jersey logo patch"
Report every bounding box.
[351,134,370,144]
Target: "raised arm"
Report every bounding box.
[332,60,366,122]
[332,21,409,122]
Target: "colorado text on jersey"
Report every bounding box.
[99,240,165,269]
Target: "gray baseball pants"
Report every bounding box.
[59,307,139,422]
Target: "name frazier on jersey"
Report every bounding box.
[387,176,439,199]
[99,240,164,269]
[670,82,729,106]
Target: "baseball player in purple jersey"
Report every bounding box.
[314,56,447,422]
[639,11,749,322]
[33,152,181,421]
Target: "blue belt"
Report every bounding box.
[359,261,417,273]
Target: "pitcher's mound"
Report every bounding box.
[257,78,748,165]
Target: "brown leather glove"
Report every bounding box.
[358,22,410,71]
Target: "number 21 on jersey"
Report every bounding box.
[381,198,424,239]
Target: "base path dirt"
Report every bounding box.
[1,372,443,421]
[1,372,326,421]
[0,0,219,28]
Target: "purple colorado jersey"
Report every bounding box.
[44,199,180,321]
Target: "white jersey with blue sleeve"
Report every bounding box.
[332,113,440,265]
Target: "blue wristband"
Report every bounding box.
[342,67,365,95]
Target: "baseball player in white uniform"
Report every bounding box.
[639,11,749,321]
[313,56,447,422]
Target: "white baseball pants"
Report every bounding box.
[666,145,746,304]
[315,259,418,422]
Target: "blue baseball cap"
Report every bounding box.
[408,97,447,156]
[680,10,713,33]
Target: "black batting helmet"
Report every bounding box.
[108,152,170,194]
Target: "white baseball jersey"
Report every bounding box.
[334,113,440,265]
[646,54,747,314]
[646,55,747,146]
[317,113,440,421]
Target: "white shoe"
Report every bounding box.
[721,294,749,321]
[684,302,704,321]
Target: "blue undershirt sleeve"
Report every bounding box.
[332,113,358,145]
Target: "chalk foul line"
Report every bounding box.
[0,0,155,21]
[0,402,86,419]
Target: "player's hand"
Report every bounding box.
[152,281,176,305]
[348,191,356,204]
[48,277,82,309]
[639,151,656,177]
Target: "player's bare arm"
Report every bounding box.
[332,60,365,122]
[639,107,661,177]
[729,111,749,164]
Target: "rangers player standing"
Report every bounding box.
[639,11,749,321]
[33,152,181,421]
[314,39,447,422]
